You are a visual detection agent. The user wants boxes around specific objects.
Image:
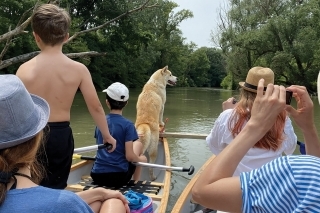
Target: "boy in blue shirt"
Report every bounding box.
[91,82,147,188]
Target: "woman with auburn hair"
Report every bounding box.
[192,79,320,212]
[0,75,129,213]
[206,67,297,176]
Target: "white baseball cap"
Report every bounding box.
[103,82,129,102]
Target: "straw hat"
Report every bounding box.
[0,75,49,149]
[239,67,274,93]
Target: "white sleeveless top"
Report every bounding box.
[206,109,297,176]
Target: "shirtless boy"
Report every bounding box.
[16,4,116,189]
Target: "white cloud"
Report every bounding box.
[173,0,226,47]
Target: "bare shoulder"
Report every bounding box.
[68,59,89,73]
[16,58,34,74]
[16,58,36,81]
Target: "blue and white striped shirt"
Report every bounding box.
[240,155,320,213]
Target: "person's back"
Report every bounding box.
[17,53,89,122]
[206,67,297,176]
[91,83,147,188]
[16,3,116,189]
[2,186,93,213]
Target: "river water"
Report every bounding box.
[70,87,320,212]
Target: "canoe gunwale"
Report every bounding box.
[171,155,216,213]
[68,137,171,213]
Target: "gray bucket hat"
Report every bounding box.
[0,75,49,149]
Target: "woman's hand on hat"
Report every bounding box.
[285,85,314,132]
[248,79,286,135]
[222,97,237,111]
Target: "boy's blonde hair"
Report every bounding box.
[31,4,71,46]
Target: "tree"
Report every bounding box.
[0,0,158,73]
[217,0,320,93]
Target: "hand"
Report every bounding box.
[100,188,129,203]
[285,85,314,133]
[248,79,286,135]
[77,188,130,213]
[103,135,116,152]
[222,97,237,111]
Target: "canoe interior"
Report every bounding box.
[171,155,216,213]
[67,139,170,213]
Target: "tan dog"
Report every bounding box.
[135,66,177,180]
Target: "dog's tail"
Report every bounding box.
[136,124,151,153]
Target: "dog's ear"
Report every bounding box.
[161,66,168,74]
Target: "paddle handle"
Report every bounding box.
[183,165,195,175]
[102,143,113,151]
[73,143,113,154]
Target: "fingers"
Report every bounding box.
[286,85,313,108]
[222,97,237,111]
[279,85,286,103]
[256,79,265,97]
[257,79,286,104]
[125,204,130,213]
[108,139,116,153]
[117,193,129,204]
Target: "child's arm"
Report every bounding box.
[78,65,116,152]
[125,141,144,162]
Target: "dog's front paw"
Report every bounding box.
[149,169,156,181]
[150,175,156,181]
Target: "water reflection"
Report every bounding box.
[70,87,320,212]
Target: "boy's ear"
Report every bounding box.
[33,32,41,43]
[63,33,69,43]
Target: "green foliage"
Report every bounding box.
[218,0,320,93]
[0,0,227,89]
[220,73,233,90]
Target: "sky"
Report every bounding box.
[173,0,226,48]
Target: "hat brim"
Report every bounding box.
[0,94,49,149]
[239,82,258,93]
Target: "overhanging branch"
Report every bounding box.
[67,0,158,43]
[0,51,106,70]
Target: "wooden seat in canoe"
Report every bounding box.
[66,175,163,201]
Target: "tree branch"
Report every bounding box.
[0,37,13,62]
[66,0,158,43]
[0,51,106,70]
[66,51,106,58]
[0,17,32,43]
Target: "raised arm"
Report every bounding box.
[79,65,116,152]
[192,79,287,212]
[285,85,320,157]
